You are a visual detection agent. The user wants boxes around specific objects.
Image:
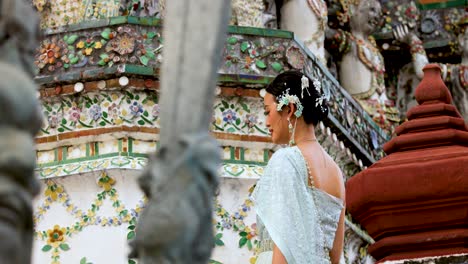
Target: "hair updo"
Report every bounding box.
[266,70,329,126]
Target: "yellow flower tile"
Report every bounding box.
[76,41,85,49]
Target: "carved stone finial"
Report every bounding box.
[415,64,452,105]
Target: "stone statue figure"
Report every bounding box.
[325,0,400,133]
[0,0,42,263]
[327,0,400,132]
[129,0,230,263]
[276,0,328,65]
[395,13,468,122]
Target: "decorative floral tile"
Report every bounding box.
[34,171,261,263]
[36,25,163,75]
[34,173,146,264]
[212,96,269,136]
[40,90,271,138]
[40,90,160,137]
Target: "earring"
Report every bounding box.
[288,118,293,133]
[288,118,296,146]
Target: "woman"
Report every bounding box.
[252,71,345,264]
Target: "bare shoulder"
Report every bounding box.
[324,153,346,201]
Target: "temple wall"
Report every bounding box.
[33,83,373,263]
[31,1,390,263]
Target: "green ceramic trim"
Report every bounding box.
[218,74,274,85]
[43,16,162,35]
[94,152,120,159]
[263,149,269,163]
[230,147,235,160]
[38,141,268,167]
[227,26,293,39]
[86,143,90,157]
[123,64,158,75]
[125,16,162,26]
[43,16,292,39]
[416,0,467,10]
[62,147,68,160]
[36,70,275,86]
[221,159,267,166]
[128,138,133,154]
[37,151,267,168]
[129,153,148,158]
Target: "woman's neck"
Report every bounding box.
[293,119,317,144]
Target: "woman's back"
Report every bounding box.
[256,70,345,263]
[253,146,344,263]
[297,143,346,263]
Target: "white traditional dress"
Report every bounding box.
[251,146,343,263]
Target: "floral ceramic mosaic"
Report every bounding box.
[33,170,373,264]
[34,173,146,264]
[36,24,163,75]
[33,172,261,263]
[41,90,159,135]
[221,33,319,77]
[212,97,268,136]
[39,89,271,138]
[36,20,389,164]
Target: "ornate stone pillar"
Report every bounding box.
[346,64,468,263]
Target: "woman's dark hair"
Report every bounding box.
[266,70,329,126]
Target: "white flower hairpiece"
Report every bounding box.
[301,75,310,98]
[276,88,304,118]
[312,77,327,112]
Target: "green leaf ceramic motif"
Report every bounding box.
[239,237,248,248]
[66,35,79,45]
[101,28,111,40]
[255,60,267,69]
[127,231,136,240]
[42,245,52,252]
[59,243,70,251]
[271,62,283,72]
[240,41,249,53]
[139,55,149,66]
[227,37,238,45]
